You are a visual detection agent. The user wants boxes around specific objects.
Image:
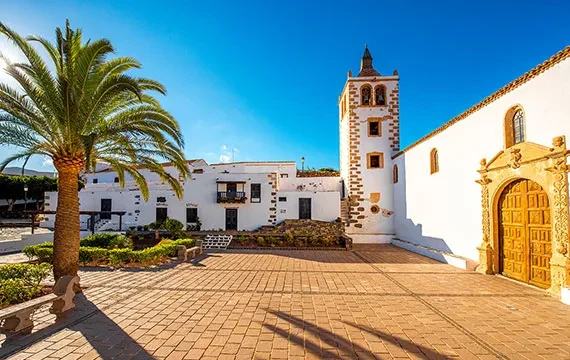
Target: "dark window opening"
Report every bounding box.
[370,155,380,168]
[114,177,119,183]
[93,178,98,184]
[361,86,371,105]
[186,208,198,223]
[156,207,168,223]
[157,196,167,203]
[369,121,380,136]
[375,86,386,106]
[279,197,287,202]
[251,183,261,203]
[192,169,204,174]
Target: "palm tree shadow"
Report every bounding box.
[264,309,451,360]
[0,292,155,359]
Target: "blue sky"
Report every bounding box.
[1,0,569,171]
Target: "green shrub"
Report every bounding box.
[78,247,109,265]
[257,236,265,246]
[237,234,247,245]
[22,242,54,263]
[284,230,294,244]
[267,235,276,247]
[24,237,195,268]
[172,239,195,248]
[163,218,184,238]
[80,233,132,249]
[0,263,52,305]
[308,235,319,245]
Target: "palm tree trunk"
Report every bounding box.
[53,166,80,280]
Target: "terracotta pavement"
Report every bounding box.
[1,245,569,359]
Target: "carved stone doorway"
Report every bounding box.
[498,178,552,288]
[476,136,570,296]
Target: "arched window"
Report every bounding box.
[393,164,398,183]
[504,106,525,147]
[374,85,386,106]
[430,148,439,174]
[361,85,372,105]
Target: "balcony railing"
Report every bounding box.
[217,191,247,204]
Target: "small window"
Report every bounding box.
[280,174,288,178]
[279,197,287,202]
[504,106,526,148]
[192,169,204,174]
[156,207,168,223]
[370,156,380,168]
[374,85,386,106]
[114,177,119,183]
[92,178,98,184]
[251,183,261,203]
[367,152,384,169]
[430,148,439,174]
[157,196,167,203]
[361,85,372,105]
[393,164,398,183]
[513,109,525,144]
[369,120,380,136]
[186,208,198,223]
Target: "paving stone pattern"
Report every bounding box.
[2,245,570,359]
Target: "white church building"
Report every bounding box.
[42,45,570,296]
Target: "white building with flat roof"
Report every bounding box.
[41,160,342,232]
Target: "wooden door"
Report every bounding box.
[225,208,238,230]
[498,179,551,288]
[299,198,312,220]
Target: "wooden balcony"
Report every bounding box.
[217,191,247,204]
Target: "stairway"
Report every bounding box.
[202,234,233,250]
[94,219,112,232]
[340,198,350,227]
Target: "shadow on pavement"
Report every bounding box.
[0,292,155,359]
[264,309,451,359]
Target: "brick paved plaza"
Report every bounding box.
[1,245,570,359]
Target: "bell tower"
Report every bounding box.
[339,45,400,243]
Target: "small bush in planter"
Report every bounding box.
[284,230,294,245]
[237,234,248,245]
[267,235,276,247]
[0,263,52,305]
[22,242,54,263]
[163,218,184,239]
[257,236,265,246]
[308,235,319,245]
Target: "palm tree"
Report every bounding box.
[0,21,189,280]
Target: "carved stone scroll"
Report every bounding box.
[475,174,494,274]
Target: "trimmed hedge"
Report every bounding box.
[0,263,52,305]
[22,242,53,263]
[80,233,133,249]
[23,239,196,267]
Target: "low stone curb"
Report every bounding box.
[225,246,348,251]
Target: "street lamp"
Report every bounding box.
[23,184,28,211]
[301,157,305,174]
